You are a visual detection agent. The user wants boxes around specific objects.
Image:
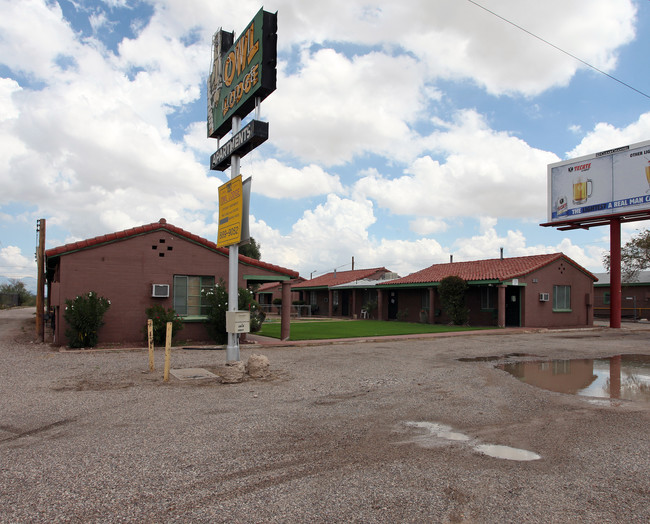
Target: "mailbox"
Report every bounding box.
[226,311,250,333]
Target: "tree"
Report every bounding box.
[239,237,261,260]
[0,279,35,306]
[438,275,469,325]
[603,228,650,282]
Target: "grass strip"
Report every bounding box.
[257,320,494,341]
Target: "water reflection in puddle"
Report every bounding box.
[402,422,541,461]
[473,444,541,461]
[497,354,650,402]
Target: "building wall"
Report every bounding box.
[520,262,594,327]
[49,230,288,345]
[391,287,499,325]
[380,260,594,328]
[594,284,650,319]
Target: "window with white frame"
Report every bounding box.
[553,285,571,311]
[173,275,215,316]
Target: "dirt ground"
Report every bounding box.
[1,307,648,523]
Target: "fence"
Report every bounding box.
[0,293,20,308]
[593,294,650,320]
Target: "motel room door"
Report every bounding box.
[505,286,521,327]
[388,291,398,320]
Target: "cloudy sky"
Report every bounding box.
[2,0,650,283]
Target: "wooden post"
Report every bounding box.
[36,219,46,341]
[163,322,172,382]
[147,319,154,372]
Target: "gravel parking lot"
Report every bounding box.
[1,307,649,523]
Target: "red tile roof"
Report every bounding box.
[45,218,299,278]
[385,253,596,285]
[257,277,305,292]
[293,267,390,289]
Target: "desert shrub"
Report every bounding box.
[64,291,111,348]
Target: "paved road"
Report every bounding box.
[1,307,649,523]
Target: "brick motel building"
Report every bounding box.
[45,219,297,346]
[45,219,597,346]
[293,253,597,328]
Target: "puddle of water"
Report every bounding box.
[473,444,541,461]
[497,354,650,402]
[405,421,471,442]
[402,422,541,461]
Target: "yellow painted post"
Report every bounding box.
[147,319,154,372]
[163,322,172,382]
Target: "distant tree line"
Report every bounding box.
[0,279,36,308]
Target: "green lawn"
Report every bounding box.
[257,320,494,341]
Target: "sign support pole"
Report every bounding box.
[36,219,45,342]
[609,218,622,328]
[226,115,242,362]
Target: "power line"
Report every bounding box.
[466,0,650,101]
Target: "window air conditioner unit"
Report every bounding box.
[539,292,549,302]
[152,284,170,298]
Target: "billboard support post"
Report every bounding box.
[610,218,621,328]
[226,115,242,362]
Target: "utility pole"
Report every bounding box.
[36,219,45,341]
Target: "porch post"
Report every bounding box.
[497,284,506,327]
[352,289,357,318]
[328,289,333,317]
[377,288,383,321]
[280,281,291,341]
[428,287,435,324]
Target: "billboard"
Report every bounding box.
[547,139,650,225]
[207,9,277,139]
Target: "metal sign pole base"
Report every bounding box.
[226,242,240,361]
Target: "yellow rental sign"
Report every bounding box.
[217,174,243,247]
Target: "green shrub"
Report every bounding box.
[64,291,111,348]
[204,280,265,344]
[439,276,469,325]
[144,305,183,345]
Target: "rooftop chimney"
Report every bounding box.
[450,254,453,263]
[500,247,504,260]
